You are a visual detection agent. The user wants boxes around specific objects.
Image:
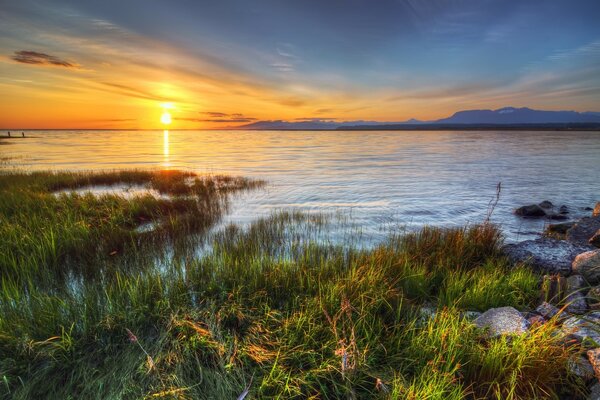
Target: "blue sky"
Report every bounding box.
[1,0,599,127]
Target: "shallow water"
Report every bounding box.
[3,129,599,242]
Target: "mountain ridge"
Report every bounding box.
[235,107,600,130]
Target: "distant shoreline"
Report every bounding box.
[2,123,600,131]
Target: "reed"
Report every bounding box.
[0,169,585,399]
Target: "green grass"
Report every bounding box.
[0,170,586,399]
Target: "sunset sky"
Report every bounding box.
[1,0,599,129]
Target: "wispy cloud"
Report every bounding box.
[11,50,79,68]
[176,111,257,124]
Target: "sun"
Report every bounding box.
[160,111,172,125]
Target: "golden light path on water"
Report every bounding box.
[163,130,170,168]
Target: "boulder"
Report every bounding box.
[569,355,595,380]
[565,291,588,314]
[559,205,569,214]
[539,200,554,209]
[567,274,587,291]
[536,302,561,319]
[546,221,576,235]
[573,250,600,285]
[589,348,600,382]
[590,382,600,400]
[527,314,546,326]
[594,202,600,217]
[474,306,529,336]
[503,238,592,275]
[462,311,482,320]
[562,313,600,344]
[549,214,568,220]
[591,229,600,248]
[515,204,546,217]
[567,216,600,247]
[589,286,600,307]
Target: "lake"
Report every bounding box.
[3,129,599,243]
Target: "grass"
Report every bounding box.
[0,169,588,399]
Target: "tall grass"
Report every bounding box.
[0,170,585,399]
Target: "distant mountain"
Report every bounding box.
[237,119,421,130]
[234,107,600,130]
[435,107,600,124]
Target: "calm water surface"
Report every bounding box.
[3,130,600,243]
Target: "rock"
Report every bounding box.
[595,202,600,217]
[589,348,600,382]
[541,274,568,304]
[565,291,588,314]
[547,221,576,235]
[549,213,568,220]
[590,382,600,400]
[559,205,569,214]
[562,314,600,344]
[573,250,600,285]
[569,355,595,380]
[591,230,600,248]
[417,307,436,326]
[474,306,529,336]
[527,314,546,326]
[536,302,561,319]
[515,204,546,217]
[567,274,587,291]
[591,287,600,306]
[503,238,592,275]
[539,200,554,209]
[567,216,600,247]
[462,311,482,320]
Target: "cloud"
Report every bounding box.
[98,82,171,102]
[11,50,79,68]
[176,111,258,123]
[270,63,294,72]
[175,117,257,123]
[294,117,338,121]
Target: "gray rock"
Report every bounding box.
[417,307,436,326]
[474,306,529,336]
[503,238,592,275]
[559,205,569,214]
[515,204,546,217]
[547,221,576,235]
[539,200,554,209]
[590,286,600,306]
[562,314,600,344]
[536,302,561,319]
[565,291,588,314]
[462,311,482,320]
[591,229,600,248]
[573,250,600,284]
[594,202,600,217]
[569,356,595,380]
[590,382,600,400]
[567,216,600,247]
[567,274,587,291]
[527,314,546,326]
[549,213,568,220]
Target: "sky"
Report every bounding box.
[1,0,599,129]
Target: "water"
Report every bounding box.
[3,130,599,242]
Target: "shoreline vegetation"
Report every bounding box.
[1,169,599,399]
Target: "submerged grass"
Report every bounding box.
[0,170,586,399]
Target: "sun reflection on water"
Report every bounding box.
[163,129,170,168]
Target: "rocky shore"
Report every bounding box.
[490,201,600,397]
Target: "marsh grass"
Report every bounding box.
[0,170,586,399]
